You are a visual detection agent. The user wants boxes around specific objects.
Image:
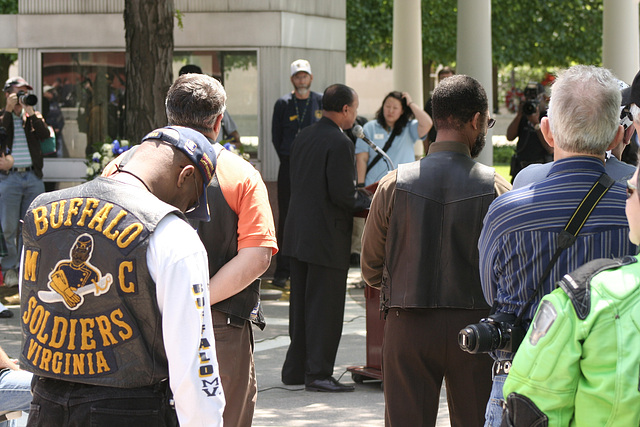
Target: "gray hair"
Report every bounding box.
[165,74,227,134]
[547,65,621,155]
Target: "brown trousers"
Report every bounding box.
[382,308,493,427]
[212,309,256,427]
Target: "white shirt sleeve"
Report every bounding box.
[147,214,225,426]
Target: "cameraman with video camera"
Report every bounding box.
[506,81,552,182]
[469,65,637,427]
[0,76,48,287]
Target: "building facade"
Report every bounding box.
[0,0,346,183]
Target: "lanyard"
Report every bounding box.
[294,97,311,134]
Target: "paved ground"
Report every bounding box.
[0,268,452,426]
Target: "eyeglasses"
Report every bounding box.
[627,178,637,199]
[487,118,496,129]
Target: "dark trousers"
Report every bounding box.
[274,157,291,280]
[383,308,493,427]
[27,376,177,427]
[282,258,348,384]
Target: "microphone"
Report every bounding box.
[352,125,375,149]
[352,125,395,170]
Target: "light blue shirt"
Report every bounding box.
[355,119,424,186]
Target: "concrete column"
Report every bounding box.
[392,0,423,104]
[456,0,493,166]
[392,0,424,156]
[603,0,639,84]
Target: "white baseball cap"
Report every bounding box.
[290,59,312,77]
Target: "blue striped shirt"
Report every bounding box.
[479,157,636,332]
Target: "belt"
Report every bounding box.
[493,359,513,376]
[1,166,33,175]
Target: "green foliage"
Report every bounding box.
[347,0,394,67]
[0,0,18,14]
[347,0,604,68]
[175,9,183,29]
[347,0,457,67]
[492,0,603,67]
[493,144,515,164]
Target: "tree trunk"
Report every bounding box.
[0,54,16,109]
[124,0,174,144]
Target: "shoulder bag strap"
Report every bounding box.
[366,131,398,173]
[513,172,615,325]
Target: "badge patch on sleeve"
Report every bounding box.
[529,300,557,346]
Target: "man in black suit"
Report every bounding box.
[281,84,362,392]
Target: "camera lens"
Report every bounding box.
[522,101,537,116]
[19,94,38,106]
[458,322,503,354]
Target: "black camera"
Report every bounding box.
[17,90,37,106]
[522,100,538,116]
[521,83,540,116]
[458,312,526,354]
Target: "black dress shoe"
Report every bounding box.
[305,377,355,392]
[0,309,13,318]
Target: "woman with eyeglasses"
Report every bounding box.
[354,91,432,189]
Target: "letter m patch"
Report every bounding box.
[23,249,40,282]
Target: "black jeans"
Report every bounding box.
[27,376,178,427]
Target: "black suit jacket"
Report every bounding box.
[282,116,357,270]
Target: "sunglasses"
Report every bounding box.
[487,118,496,129]
[627,178,637,199]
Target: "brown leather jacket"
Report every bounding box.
[362,141,511,310]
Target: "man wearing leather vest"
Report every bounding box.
[165,73,278,427]
[361,75,511,427]
[20,126,225,426]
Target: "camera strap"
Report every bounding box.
[514,172,615,326]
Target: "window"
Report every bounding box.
[42,52,126,159]
[42,50,259,160]
[173,51,259,159]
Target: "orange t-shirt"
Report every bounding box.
[215,149,278,254]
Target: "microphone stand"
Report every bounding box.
[361,138,395,171]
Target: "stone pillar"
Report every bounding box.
[392,0,424,156]
[456,0,493,166]
[603,0,639,84]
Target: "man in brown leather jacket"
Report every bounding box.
[361,75,511,427]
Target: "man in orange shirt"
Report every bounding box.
[105,73,277,427]
[166,73,277,427]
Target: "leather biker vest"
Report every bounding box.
[381,151,495,310]
[196,170,265,330]
[20,177,182,387]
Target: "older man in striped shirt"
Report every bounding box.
[478,65,637,427]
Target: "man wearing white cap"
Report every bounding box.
[0,76,49,288]
[271,59,323,289]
